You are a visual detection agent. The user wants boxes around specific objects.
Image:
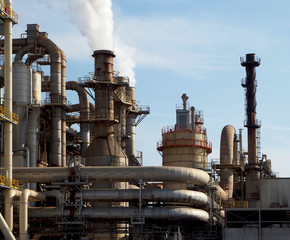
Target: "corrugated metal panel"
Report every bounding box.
[260,178,290,208]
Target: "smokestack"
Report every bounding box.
[241,53,261,201]
[92,50,115,81]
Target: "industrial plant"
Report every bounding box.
[0,1,289,240]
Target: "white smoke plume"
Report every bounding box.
[68,0,137,86]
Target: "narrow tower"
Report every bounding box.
[241,53,261,200]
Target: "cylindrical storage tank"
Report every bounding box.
[32,71,42,103]
[220,125,235,199]
[12,62,32,152]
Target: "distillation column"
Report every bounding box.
[241,53,261,201]
[157,94,212,189]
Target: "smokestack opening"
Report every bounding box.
[92,50,116,80]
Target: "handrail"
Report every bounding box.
[0,0,18,23]
[0,175,19,189]
[0,105,19,124]
[161,125,207,135]
[157,139,212,151]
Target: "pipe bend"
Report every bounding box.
[36,36,61,63]
[20,189,45,203]
[14,44,35,63]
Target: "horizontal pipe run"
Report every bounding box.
[76,189,209,206]
[11,166,210,185]
[29,206,209,222]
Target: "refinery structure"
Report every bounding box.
[0,1,290,240]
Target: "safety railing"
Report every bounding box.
[137,105,150,114]
[157,139,212,151]
[0,175,19,189]
[0,105,19,124]
[240,56,261,65]
[42,95,71,106]
[231,200,248,208]
[161,125,207,135]
[0,0,18,23]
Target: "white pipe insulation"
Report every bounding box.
[76,189,209,206]
[28,206,209,222]
[59,48,66,166]
[19,190,45,240]
[4,189,21,231]
[220,125,236,199]
[12,166,210,185]
[3,0,13,231]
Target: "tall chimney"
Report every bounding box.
[241,53,261,201]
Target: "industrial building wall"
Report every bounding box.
[225,228,290,240]
[260,178,290,208]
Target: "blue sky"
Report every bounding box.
[12,0,290,176]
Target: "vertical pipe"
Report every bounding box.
[4,189,21,232]
[126,87,136,163]
[60,49,66,167]
[19,190,45,240]
[4,0,13,230]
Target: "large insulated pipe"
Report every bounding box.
[0,213,15,240]
[0,38,27,49]
[36,36,63,166]
[3,0,13,230]
[82,206,209,222]
[12,166,210,185]
[76,189,209,206]
[10,32,65,166]
[66,81,90,155]
[28,206,209,222]
[126,87,137,162]
[4,189,21,231]
[59,48,66,166]
[220,125,235,199]
[19,190,45,240]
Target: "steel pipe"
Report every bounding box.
[77,189,209,206]
[3,0,13,230]
[66,81,90,155]
[12,166,210,185]
[4,189,21,231]
[19,190,45,240]
[29,206,209,222]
